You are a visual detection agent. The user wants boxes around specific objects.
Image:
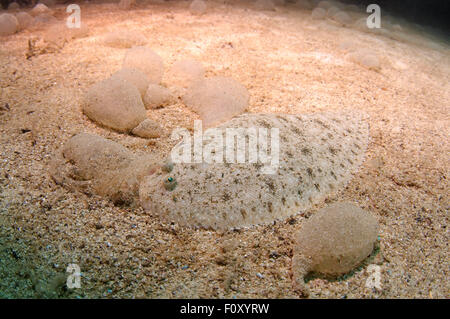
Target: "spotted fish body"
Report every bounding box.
[139,112,369,230]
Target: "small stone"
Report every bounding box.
[111,68,150,98]
[311,7,326,20]
[61,133,134,181]
[167,59,205,89]
[123,46,164,84]
[327,6,340,17]
[33,13,58,29]
[143,84,174,109]
[189,0,207,15]
[182,76,249,127]
[332,11,352,26]
[83,77,147,133]
[8,2,20,10]
[0,13,18,36]
[15,12,34,31]
[30,3,52,17]
[132,119,166,139]
[292,202,379,295]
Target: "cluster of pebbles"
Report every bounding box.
[82,44,249,136]
[27,0,379,295]
[0,3,55,35]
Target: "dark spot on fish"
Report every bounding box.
[301,147,311,156]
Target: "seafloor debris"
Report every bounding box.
[182,76,249,128]
[26,36,61,59]
[291,202,379,296]
[139,112,369,230]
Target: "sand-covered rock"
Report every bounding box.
[143,84,174,109]
[15,12,34,31]
[118,0,136,10]
[83,77,147,133]
[139,112,369,230]
[111,68,150,98]
[254,0,276,11]
[294,0,313,10]
[50,133,160,206]
[132,118,166,138]
[327,6,340,17]
[8,2,20,10]
[123,46,164,84]
[292,202,379,295]
[103,31,147,48]
[166,59,205,89]
[316,1,334,10]
[182,76,249,127]
[189,0,207,15]
[331,11,352,26]
[32,13,58,29]
[30,3,52,17]
[0,13,18,36]
[60,133,134,181]
[311,7,326,20]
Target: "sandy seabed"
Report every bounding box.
[0,1,449,298]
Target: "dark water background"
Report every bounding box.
[342,0,450,41]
